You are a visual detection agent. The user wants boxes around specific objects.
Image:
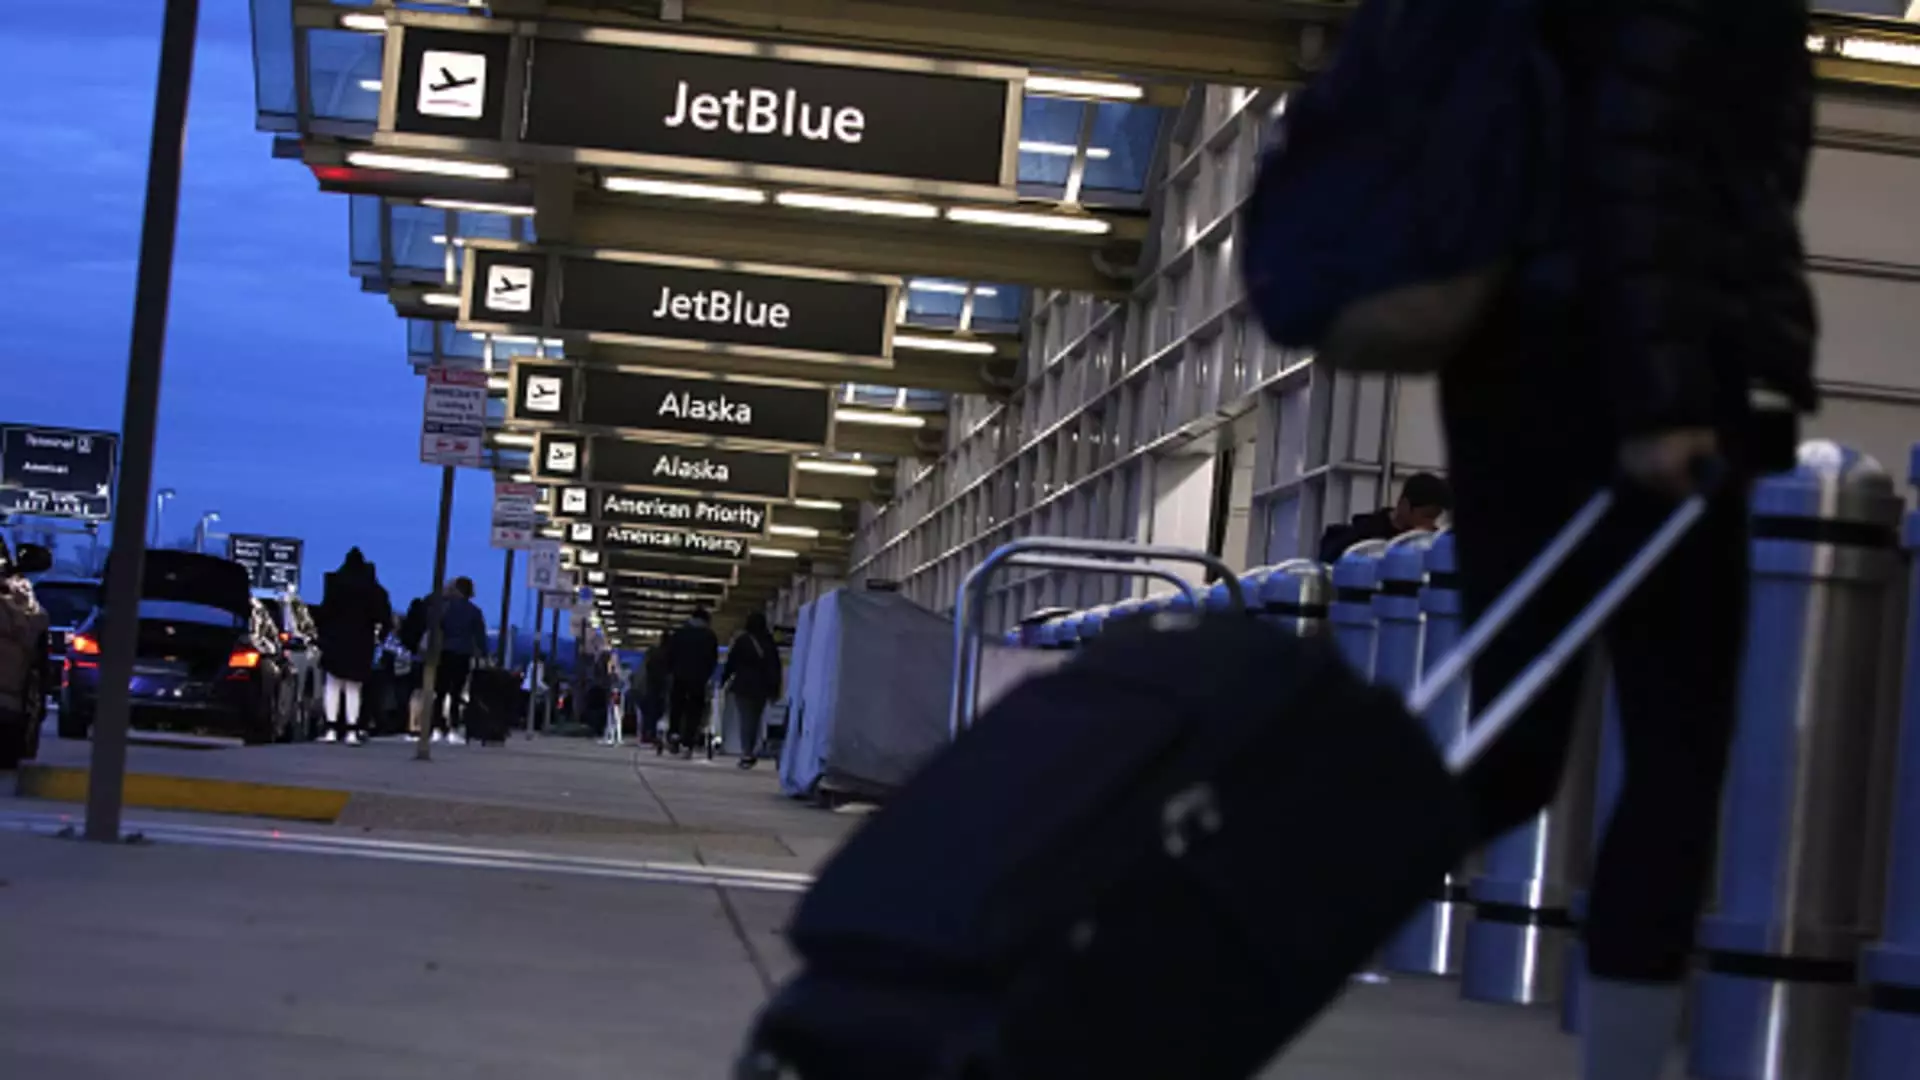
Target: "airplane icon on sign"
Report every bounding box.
[429,68,477,94]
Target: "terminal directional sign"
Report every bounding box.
[227,535,304,591]
[510,360,836,451]
[0,424,118,521]
[615,575,728,599]
[567,521,751,563]
[463,245,897,365]
[551,484,769,538]
[603,549,741,584]
[384,20,1022,196]
[534,431,794,501]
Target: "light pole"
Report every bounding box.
[151,488,175,547]
[193,511,220,554]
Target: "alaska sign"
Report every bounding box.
[511,361,834,450]
[535,431,793,501]
[465,244,896,364]
[382,18,1022,197]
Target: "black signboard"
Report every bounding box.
[535,432,794,500]
[579,522,750,563]
[584,368,834,449]
[554,484,769,537]
[0,424,119,521]
[523,36,1016,189]
[228,534,304,591]
[467,247,893,360]
[605,551,741,582]
[391,27,515,140]
[612,576,728,599]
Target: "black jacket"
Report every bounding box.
[662,620,720,689]
[721,631,783,701]
[1550,0,1815,444]
[1317,509,1397,565]
[316,566,392,683]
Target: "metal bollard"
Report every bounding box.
[1077,604,1111,644]
[1690,441,1907,1080]
[1379,530,1470,976]
[1459,640,1606,1008]
[1057,610,1088,650]
[1331,540,1391,680]
[1205,574,1256,615]
[1560,680,1627,1034]
[1372,532,1437,696]
[1257,559,1333,638]
[1852,441,1920,1080]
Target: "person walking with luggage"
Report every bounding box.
[1430,6,1817,1079]
[313,549,392,746]
[659,607,719,758]
[720,611,783,769]
[428,577,487,745]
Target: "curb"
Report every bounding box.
[12,766,352,824]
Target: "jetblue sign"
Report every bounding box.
[511,360,834,450]
[466,246,895,363]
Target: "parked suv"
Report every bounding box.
[257,591,323,739]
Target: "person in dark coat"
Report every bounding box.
[1440,6,1816,1079]
[639,643,670,744]
[658,607,719,758]
[1316,472,1453,564]
[429,577,487,744]
[720,611,783,769]
[314,548,392,745]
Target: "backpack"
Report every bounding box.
[1241,0,1566,374]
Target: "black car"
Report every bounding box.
[31,576,101,704]
[61,551,300,745]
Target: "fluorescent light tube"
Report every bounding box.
[835,409,928,429]
[339,13,388,33]
[1018,140,1113,160]
[604,176,768,204]
[945,206,1112,235]
[490,433,537,448]
[893,334,997,355]
[769,524,822,539]
[421,292,460,308]
[797,460,880,477]
[775,191,939,219]
[751,547,802,559]
[792,498,844,512]
[909,280,998,298]
[347,152,512,180]
[421,198,535,216]
[358,79,383,93]
[1025,75,1144,101]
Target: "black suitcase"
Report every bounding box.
[739,486,1710,1079]
[463,668,520,746]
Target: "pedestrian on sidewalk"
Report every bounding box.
[720,612,783,770]
[313,549,392,746]
[659,608,719,758]
[429,577,487,745]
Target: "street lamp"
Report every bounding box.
[151,488,176,547]
[194,511,221,554]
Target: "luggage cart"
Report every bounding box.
[948,538,1247,737]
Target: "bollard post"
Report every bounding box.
[1330,541,1391,681]
[1689,441,1907,1080]
[1851,441,1920,1080]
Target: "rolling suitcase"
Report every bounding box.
[463,667,519,746]
[739,483,1713,1080]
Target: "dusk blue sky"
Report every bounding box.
[1,2,535,632]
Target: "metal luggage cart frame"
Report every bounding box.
[948,538,1247,736]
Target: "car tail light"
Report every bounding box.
[70,634,100,657]
[280,632,291,644]
[227,647,262,670]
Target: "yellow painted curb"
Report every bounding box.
[13,766,351,824]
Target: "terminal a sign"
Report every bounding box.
[228,534,304,591]
[534,431,794,501]
[385,20,1021,196]
[465,245,896,364]
[510,360,835,450]
[553,484,769,538]
[0,424,119,521]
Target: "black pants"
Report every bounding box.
[668,682,707,750]
[734,692,769,757]
[432,652,473,735]
[1441,309,1749,984]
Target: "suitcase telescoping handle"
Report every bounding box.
[950,540,1248,737]
[1408,465,1721,776]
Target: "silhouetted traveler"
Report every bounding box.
[430,577,487,745]
[721,611,783,769]
[640,644,670,744]
[1317,472,1452,564]
[1438,6,1816,1079]
[314,549,392,746]
[659,607,719,758]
